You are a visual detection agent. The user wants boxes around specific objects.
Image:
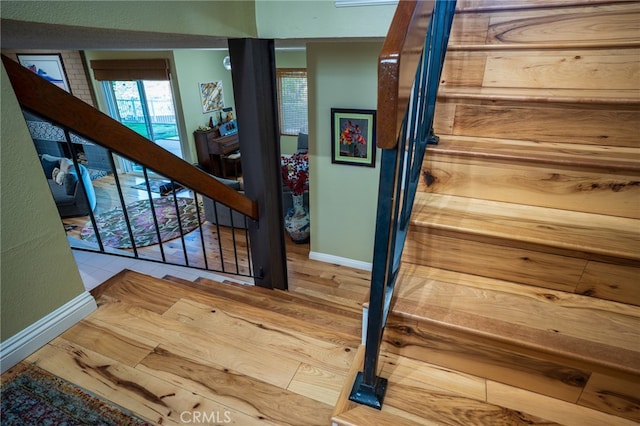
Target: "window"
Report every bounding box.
[91,59,182,173]
[277,69,308,136]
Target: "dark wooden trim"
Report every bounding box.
[228,39,288,290]
[377,0,435,149]
[2,54,257,219]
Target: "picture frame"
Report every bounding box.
[331,108,376,167]
[199,81,224,113]
[17,53,71,93]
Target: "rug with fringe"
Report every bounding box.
[1,363,152,426]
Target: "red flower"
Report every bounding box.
[281,151,309,195]
[340,120,367,145]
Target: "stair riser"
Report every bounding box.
[441,48,639,92]
[434,101,639,148]
[403,229,640,305]
[381,316,640,422]
[419,156,640,219]
[449,2,640,47]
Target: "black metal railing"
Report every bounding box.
[349,0,457,409]
[27,111,255,278]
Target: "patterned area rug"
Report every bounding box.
[80,196,202,249]
[1,363,152,426]
[131,179,185,195]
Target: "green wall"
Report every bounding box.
[173,49,237,162]
[256,0,394,39]
[1,66,86,340]
[307,41,382,264]
[1,1,257,39]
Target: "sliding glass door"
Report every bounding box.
[102,80,182,172]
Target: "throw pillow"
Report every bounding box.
[64,172,78,196]
[52,167,66,185]
[41,157,59,177]
[59,157,73,174]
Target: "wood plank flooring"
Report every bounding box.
[2,241,635,425]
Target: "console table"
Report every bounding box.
[194,129,241,178]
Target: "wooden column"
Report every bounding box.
[228,38,288,290]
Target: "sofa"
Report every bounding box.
[40,154,97,218]
[195,166,249,229]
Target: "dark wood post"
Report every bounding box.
[228,38,288,290]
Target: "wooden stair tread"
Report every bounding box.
[334,405,426,426]
[428,135,640,172]
[165,274,363,342]
[438,86,640,105]
[96,270,363,344]
[331,347,589,425]
[391,263,640,376]
[410,192,640,262]
[90,269,182,314]
[455,0,625,13]
[331,346,555,426]
[194,276,364,318]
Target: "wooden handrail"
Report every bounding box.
[2,54,258,220]
[377,0,436,149]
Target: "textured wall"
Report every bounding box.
[307,41,382,264]
[1,65,86,340]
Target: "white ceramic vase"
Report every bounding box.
[284,193,310,243]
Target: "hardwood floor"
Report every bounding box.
[3,239,635,425]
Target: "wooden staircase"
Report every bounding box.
[334,1,639,425]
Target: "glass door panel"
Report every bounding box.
[103,80,182,172]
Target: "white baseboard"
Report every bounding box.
[0,291,97,373]
[308,251,372,271]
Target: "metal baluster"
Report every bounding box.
[142,166,167,263]
[229,211,241,275]
[108,152,139,258]
[211,201,226,272]
[194,192,210,270]
[244,217,253,277]
[169,178,190,267]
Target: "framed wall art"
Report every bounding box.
[199,81,224,113]
[331,108,376,167]
[17,53,71,93]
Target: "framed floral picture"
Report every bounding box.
[331,108,376,167]
[17,54,71,93]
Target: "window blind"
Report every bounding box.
[277,69,308,136]
[90,59,170,81]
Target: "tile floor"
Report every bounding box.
[72,249,253,292]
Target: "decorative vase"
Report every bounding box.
[285,193,310,243]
